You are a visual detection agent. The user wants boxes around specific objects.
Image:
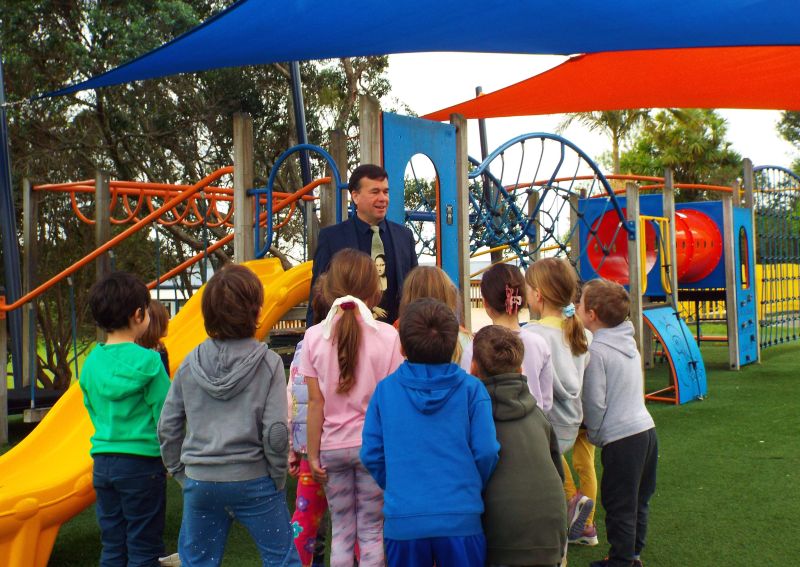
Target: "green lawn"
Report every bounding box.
[3,341,796,565]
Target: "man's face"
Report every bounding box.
[352,176,389,225]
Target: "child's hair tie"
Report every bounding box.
[505,284,522,315]
[340,301,356,311]
[562,303,576,318]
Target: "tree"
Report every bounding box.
[0,1,391,389]
[618,109,742,194]
[559,110,651,174]
[777,111,800,173]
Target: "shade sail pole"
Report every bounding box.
[0,54,23,388]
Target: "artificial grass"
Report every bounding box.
[4,342,796,565]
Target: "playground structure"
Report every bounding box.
[0,98,798,566]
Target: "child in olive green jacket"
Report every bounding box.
[472,325,567,567]
[80,272,171,566]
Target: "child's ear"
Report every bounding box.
[400,343,406,358]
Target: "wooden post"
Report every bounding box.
[451,113,472,332]
[95,171,111,279]
[22,179,39,387]
[626,182,644,355]
[742,158,761,362]
[662,169,680,309]
[322,130,348,228]
[1,292,8,445]
[528,190,541,261]
[569,192,581,266]
[233,112,255,263]
[722,193,741,370]
[95,171,111,343]
[359,95,382,166]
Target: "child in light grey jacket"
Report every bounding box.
[158,264,300,567]
[577,279,657,567]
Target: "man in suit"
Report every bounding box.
[307,164,417,325]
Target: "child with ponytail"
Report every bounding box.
[460,263,554,412]
[299,249,404,567]
[524,257,597,547]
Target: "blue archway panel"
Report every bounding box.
[644,305,707,404]
[381,112,459,285]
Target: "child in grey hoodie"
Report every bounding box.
[158,264,300,567]
[577,279,657,567]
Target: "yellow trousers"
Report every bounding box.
[562,429,597,526]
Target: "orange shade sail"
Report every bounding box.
[423,46,800,120]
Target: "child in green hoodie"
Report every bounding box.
[80,271,172,567]
[472,325,567,567]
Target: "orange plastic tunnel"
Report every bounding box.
[586,208,722,285]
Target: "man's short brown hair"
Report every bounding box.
[399,298,458,364]
[581,278,630,327]
[472,325,524,378]
[202,264,264,340]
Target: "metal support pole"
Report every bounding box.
[0,291,7,445]
[451,113,472,332]
[476,86,501,264]
[233,112,255,263]
[0,55,23,388]
[289,62,317,258]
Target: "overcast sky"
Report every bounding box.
[384,52,797,171]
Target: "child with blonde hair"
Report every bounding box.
[398,265,472,362]
[524,257,597,546]
[460,263,553,412]
[300,249,404,567]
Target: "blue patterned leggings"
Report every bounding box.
[319,446,384,567]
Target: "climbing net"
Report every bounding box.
[466,133,626,270]
[753,165,800,348]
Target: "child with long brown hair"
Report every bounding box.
[398,265,472,362]
[524,257,596,548]
[460,263,554,413]
[136,300,170,374]
[299,249,403,567]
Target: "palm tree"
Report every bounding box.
[559,110,651,173]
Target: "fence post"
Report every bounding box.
[95,171,111,343]
[1,292,8,445]
[22,178,39,387]
[626,182,644,356]
[451,113,472,332]
[233,112,255,264]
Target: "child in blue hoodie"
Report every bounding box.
[361,298,500,567]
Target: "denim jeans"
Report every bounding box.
[92,453,167,567]
[179,475,301,567]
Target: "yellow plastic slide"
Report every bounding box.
[0,259,312,567]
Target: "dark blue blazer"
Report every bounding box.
[307,217,417,325]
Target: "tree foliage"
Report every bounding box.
[777,111,800,173]
[618,109,742,196]
[0,0,391,388]
[560,110,651,174]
